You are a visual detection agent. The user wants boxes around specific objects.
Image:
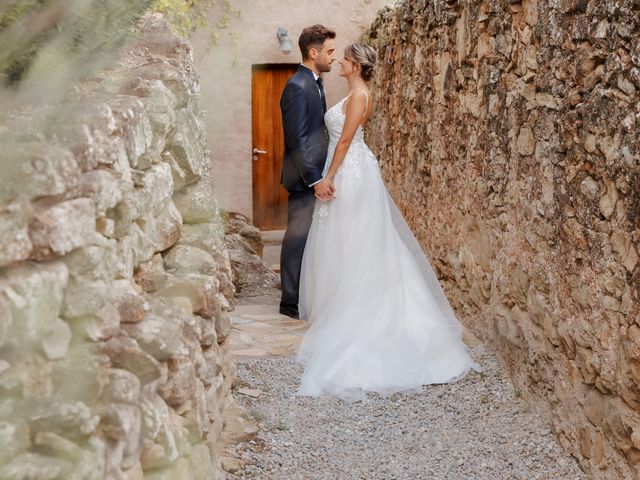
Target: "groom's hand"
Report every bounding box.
[314,178,335,201]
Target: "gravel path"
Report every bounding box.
[226,344,586,480]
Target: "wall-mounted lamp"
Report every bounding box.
[277,27,293,54]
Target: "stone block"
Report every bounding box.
[62,278,109,319]
[41,318,72,360]
[30,400,100,437]
[599,179,619,220]
[104,336,163,385]
[0,420,30,465]
[122,299,185,362]
[76,169,129,217]
[30,198,97,258]
[62,238,130,281]
[68,303,121,342]
[49,102,125,171]
[0,295,11,350]
[112,164,174,237]
[123,463,144,480]
[177,222,226,260]
[135,163,174,214]
[156,274,220,318]
[215,311,232,342]
[111,280,145,324]
[165,108,208,185]
[517,126,536,155]
[126,62,198,109]
[116,223,156,266]
[158,355,197,408]
[100,403,142,469]
[188,443,217,480]
[0,142,80,202]
[221,211,263,257]
[106,95,153,168]
[51,344,109,404]
[173,176,218,224]
[138,200,183,253]
[1,261,68,349]
[0,452,73,480]
[130,80,178,167]
[144,458,192,480]
[0,198,33,267]
[103,369,142,405]
[139,394,179,469]
[182,378,210,442]
[134,254,171,293]
[163,244,216,276]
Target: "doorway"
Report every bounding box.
[251,63,298,230]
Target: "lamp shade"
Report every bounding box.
[277,27,293,54]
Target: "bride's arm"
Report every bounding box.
[325,91,367,182]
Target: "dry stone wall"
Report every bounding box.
[0,14,238,480]
[366,0,639,478]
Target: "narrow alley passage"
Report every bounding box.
[221,231,586,480]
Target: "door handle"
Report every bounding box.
[253,148,268,155]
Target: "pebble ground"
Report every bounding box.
[226,343,587,480]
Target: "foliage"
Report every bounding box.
[0,0,154,87]
[152,0,214,36]
[152,0,240,38]
[0,0,237,87]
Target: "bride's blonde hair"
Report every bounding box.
[344,43,377,81]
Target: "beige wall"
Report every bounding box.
[191,0,394,224]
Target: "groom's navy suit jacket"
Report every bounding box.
[280,65,329,192]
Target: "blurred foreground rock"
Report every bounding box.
[0,13,245,480]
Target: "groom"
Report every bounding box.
[279,24,336,319]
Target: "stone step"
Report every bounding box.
[260,230,284,271]
[260,229,285,246]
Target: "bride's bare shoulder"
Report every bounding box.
[343,89,373,119]
[345,89,368,108]
[349,88,369,100]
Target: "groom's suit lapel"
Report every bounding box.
[297,65,326,115]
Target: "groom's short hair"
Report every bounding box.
[299,25,336,60]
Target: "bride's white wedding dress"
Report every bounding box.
[296,93,480,399]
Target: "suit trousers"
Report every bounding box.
[280,189,316,310]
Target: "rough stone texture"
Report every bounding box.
[0,198,33,267]
[366,1,640,478]
[221,212,280,304]
[0,14,238,480]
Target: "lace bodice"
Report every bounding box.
[314,94,379,228]
[324,95,366,146]
[321,95,376,179]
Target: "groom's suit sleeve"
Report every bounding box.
[280,82,323,187]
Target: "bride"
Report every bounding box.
[296,43,480,399]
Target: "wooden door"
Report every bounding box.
[252,64,298,230]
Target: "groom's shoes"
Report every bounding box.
[279,304,300,319]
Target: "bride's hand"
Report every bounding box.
[314,178,335,201]
[325,176,336,199]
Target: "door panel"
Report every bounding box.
[252,64,297,230]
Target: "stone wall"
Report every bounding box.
[0,14,238,480]
[366,0,639,478]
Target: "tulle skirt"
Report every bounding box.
[297,141,480,400]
